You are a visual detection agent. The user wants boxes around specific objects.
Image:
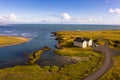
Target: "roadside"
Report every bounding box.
[85,42,112,80]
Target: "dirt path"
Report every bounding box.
[85,42,112,80]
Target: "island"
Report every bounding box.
[0,30,120,80]
[0,35,30,47]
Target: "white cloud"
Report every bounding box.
[56,9,120,24]
[10,14,17,20]
[0,14,17,21]
[61,13,71,20]
[0,13,17,23]
[109,8,120,14]
[59,13,103,24]
[0,12,119,24]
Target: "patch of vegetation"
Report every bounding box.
[49,65,59,72]
[0,35,29,47]
[59,55,103,80]
[0,65,69,80]
[28,46,51,64]
[100,56,120,80]
[54,47,100,57]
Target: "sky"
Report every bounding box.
[0,0,120,24]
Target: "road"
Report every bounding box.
[84,42,112,80]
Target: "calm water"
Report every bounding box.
[0,24,120,68]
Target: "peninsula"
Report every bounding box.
[0,35,30,47]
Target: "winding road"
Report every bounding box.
[85,42,112,80]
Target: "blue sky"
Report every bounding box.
[0,0,120,24]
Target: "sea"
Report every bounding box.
[0,24,120,68]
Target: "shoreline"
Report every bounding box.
[0,35,30,48]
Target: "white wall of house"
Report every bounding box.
[88,40,93,46]
[73,41,87,48]
[74,41,82,47]
[82,41,87,48]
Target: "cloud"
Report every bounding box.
[59,13,103,24]
[108,8,120,24]
[10,14,17,20]
[0,13,17,23]
[0,12,118,24]
[61,13,71,20]
[109,8,120,14]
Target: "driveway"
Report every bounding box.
[84,42,112,80]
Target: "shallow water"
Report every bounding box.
[0,24,120,68]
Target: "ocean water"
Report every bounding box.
[0,24,120,68]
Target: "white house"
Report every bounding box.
[73,37,92,48]
[73,37,87,48]
[84,38,93,46]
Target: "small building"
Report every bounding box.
[73,37,87,48]
[73,37,93,48]
[84,38,93,46]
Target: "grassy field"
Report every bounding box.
[0,35,29,47]
[54,30,120,49]
[54,47,101,57]
[0,65,67,80]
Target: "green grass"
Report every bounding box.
[54,47,100,57]
[28,47,51,64]
[28,49,44,64]
[0,65,68,80]
[59,56,103,80]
